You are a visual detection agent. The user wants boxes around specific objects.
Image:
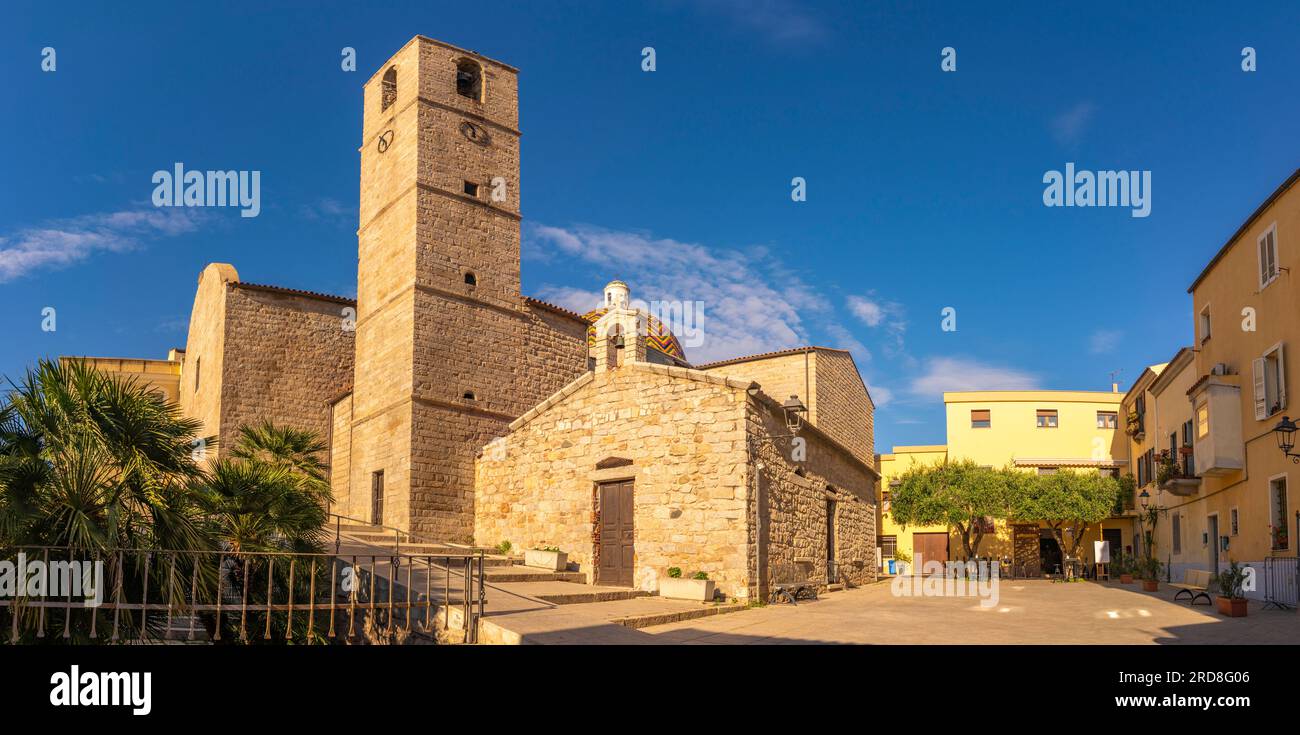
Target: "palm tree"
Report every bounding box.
[0,361,336,643]
[0,359,211,553]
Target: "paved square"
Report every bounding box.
[644,580,1300,644]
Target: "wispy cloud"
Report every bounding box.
[908,357,1040,399]
[692,0,828,44]
[0,209,204,283]
[1051,101,1096,145]
[846,292,907,359]
[1088,328,1123,354]
[528,223,831,364]
[299,197,355,227]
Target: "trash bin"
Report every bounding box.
[887,559,896,575]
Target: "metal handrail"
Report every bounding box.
[327,512,482,555]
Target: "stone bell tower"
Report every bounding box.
[350,37,527,542]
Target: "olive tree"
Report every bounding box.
[889,461,1021,560]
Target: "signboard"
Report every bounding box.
[1094,539,1111,564]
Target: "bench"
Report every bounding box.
[1170,569,1213,605]
[770,562,819,605]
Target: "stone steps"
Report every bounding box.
[484,568,587,584]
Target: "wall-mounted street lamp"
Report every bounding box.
[781,395,808,435]
[1272,415,1300,464]
[1138,488,1151,511]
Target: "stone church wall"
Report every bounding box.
[217,284,355,459]
[474,363,755,597]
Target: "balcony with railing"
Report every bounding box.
[1158,448,1201,496]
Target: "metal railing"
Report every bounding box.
[327,512,482,557]
[0,545,486,644]
[1261,556,1298,611]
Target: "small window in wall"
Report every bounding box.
[371,470,385,526]
[381,67,398,112]
[1036,409,1058,428]
[456,60,482,101]
[1097,411,1118,429]
[970,409,991,428]
[464,271,477,286]
[880,535,898,558]
[1196,403,1210,438]
[1037,467,1058,476]
[1172,513,1182,554]
[1199,304,1212,343]
[463,180,479,197]
[194,357,201,393]
[1270,475,1289,550]
[1230,506,1239,536]
[1259,222,1279,289]
[463,391,476,401]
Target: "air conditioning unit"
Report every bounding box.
[1211,363,1229,376]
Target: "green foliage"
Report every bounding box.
[1211,560,1248,599]
[892,548,912,563]
[1137,555,1162,581]
[495,540,512,555]
[535,545,561,553]
[666,566,682,578]
[691,571,708,580]
[889,460,1022,558]
[0,359,337,643]
[1013,470,1119,526]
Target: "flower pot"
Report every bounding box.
[524,549,568,571]
[1216,596,1248,617]
[1142,580,1159,592]
[659,577,716,601]
[1120,574,1134,584]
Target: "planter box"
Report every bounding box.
[1142,580,1159,592]
[1216,596,1248,617]
[524,549,568,571]
[659,577,716,602]
[1120,574,1134,584]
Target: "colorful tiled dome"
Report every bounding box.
[583,307,686,361]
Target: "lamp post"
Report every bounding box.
[1273,416,1300,463]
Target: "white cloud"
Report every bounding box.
[867,382,894,407]
[908,357,1041,399]
[528,224,833,364]
[846,295,885,326]
[534,285,603,314]
[1088,328,1123,354]
[0,208,203,283]
[1051,101,1096,145]
[845,292,908,359]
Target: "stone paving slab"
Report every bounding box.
[642,580,1300,645]
[477,595,744,644]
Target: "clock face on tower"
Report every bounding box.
[459,120,491,147]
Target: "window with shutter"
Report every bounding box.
[1254,356,1269,420]
[1259,223,1279,289]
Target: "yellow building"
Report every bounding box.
[59,349,186,405]
[876,390,1136,575]
[876,445,948,571]
[1169,167,1300,598]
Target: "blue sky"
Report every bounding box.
[3,0,1299,451]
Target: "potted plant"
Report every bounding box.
[1211,560,1249,617]
[1113,552,1134,584]
[524,545,568,571]
[659,569,716,601]
[1138,556,1162,592]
